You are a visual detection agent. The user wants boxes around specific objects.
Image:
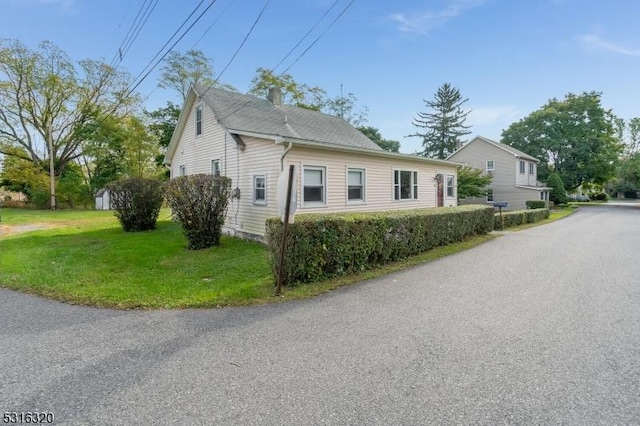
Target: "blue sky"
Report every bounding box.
[3,0,639,153]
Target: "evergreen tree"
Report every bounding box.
[408,83,472,159]
[547,173,568,205]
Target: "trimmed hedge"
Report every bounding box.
[494,208,550,229]
[525,200,546,209]
[266,205,494,286]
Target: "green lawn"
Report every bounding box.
[0,208,497,309]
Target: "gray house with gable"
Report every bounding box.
[447,136,550,210]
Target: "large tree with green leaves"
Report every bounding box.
[501,92,622,190]
[408,83,472,159]
[357,126,400,152]
[248,67,325,110]
[0,39,134,209]
[158,49,234,101]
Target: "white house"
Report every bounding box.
[165,85,460,240]
[448,136,550,210]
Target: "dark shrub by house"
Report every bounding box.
[107,177,164,232]
[166,174,231,250]
[591,192,609,201]
[546,173,568,205]
[266,205,494,286]
[525,200,546,209]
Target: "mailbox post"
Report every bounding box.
[493,201,508,230]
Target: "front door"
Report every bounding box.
[436,174,444,207]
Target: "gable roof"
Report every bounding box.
[195,84,382,151]
[448,136,540,162]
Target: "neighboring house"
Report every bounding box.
[447,136,550,210]
[165,85,460,240]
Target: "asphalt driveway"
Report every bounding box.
[1,205,639,425]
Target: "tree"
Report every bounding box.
[408,83,472,159]
[0,39,133,209]
[457,165,492,201]
[325,92,368,127]
[146,101,181,176]
[357,126,400,152]
[158,49,234,101]
[547,172,568,205]
[248,67,325,110]
[501,92,622,190]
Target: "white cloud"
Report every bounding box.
[577,33,640,57]
[389,0,487,35]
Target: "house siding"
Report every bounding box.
[286,146,457,215]
[450,137,543,210]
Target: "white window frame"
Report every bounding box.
[486,160,495,175]
[529,162,535,175]
[253,174,267,205]
[486,188,494,203]
[211,159,221,176]
[302,165,327,207]
[179,165,186,176]
[446,174,455,198]
[393,169,418,201]
[346,168,366,204]
[519,160,525,174]
[195,105,202,136]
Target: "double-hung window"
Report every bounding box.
[303,166,326,206]
[446,175,455,198]
[253,174,266,205]
[486,188,494,203]
[486,160,495,175]
[179,165,186,176]
[519,160,525,174]
[347,168,365,203]
[211,159,220,176]
[195,105,202,136]
[529,162,535,175]
[394,170,418,200]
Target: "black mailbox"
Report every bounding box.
[493,201,508,208]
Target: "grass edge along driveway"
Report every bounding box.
[0,208,572,309]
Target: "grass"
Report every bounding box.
[0,207,521,309]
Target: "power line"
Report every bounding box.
[271,0,340,73]
[199,0,271,98]
[109,0,159,69]
[119,0,160,61]
[191,0,237,49]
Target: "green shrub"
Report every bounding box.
[591,192,609,201]
[526,200,546,209]
[165,174,232,250]
[494,208,549,229]
[547,173,568,205]
[266,205,494,286]
[107,177,164,232]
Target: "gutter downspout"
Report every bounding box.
[279,138,292,172]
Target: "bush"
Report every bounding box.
[165,174,232,250]
[547,173,568,205]
[266,205,494,286]
[494,208,549,229]
[591,192,609,201]
[107,177,164,232]
[526,200,546,209]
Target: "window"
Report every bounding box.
[446,175,455,198]
[303,166,326,205]
[195,105,202,136]
[253,175,266,205]
[347,168,365,202]
[394,170,418,200]
[486,188,494,203]
[486,160,495,175]
[529,162,535,175]
[211,159,220,176]
[519,160,525,174]
[179,165,186,176]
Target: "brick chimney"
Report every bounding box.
[267,87,282,106]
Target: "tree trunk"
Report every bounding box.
[48,124,56,210]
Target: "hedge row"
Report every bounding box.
[494,208,550,229]
[525,200,546,209]
[266,205,494,286]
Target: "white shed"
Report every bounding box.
[95,188,111,210]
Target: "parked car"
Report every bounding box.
[567,194,590,202]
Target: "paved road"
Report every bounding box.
[1,205,639,425]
